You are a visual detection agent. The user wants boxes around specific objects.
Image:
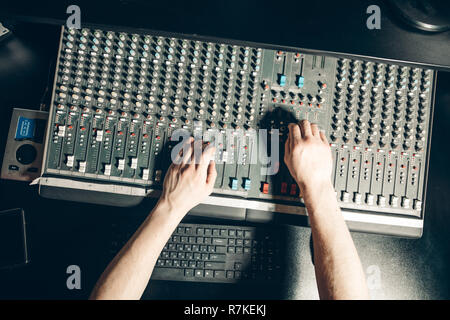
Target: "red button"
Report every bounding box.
[262,182,269,194]
[290,184,297,196]
[281,182,288,194]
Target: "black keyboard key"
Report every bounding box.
[196,237,204,244]
[209,253,226,261]
[189,261,196,268]
[205,262,226,270]
[215,246,226,253]
[205,270,213,278]
[213,238,226,245]
[226,271,234,279]
[197,228,204,235]
[204,228,212,236]
[214,270,225,279]
[195,269,204,277]
[237,230,243,237]
[220,229,227,236]
[184,269,194,277]
[152,267,184,280]
[213,229,220,236]
[234,262,242,270]
[228,229,236,237]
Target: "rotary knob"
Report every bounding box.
[403,140,411,150]
[16,144,37,165]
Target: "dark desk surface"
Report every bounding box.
[0,23,450,300]
[1,0,450,70]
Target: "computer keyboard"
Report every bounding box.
[110,222,283,283]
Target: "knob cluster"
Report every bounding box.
[57,28,263,131]
[330,58,431,153]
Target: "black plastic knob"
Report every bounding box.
[16,144,37,165]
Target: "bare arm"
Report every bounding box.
[284,120,369,300]
[90,138,217,300]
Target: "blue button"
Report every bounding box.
[297,76,304,88]
[231,178,238,190]
[243,178,251,191]
[279,74,287,86]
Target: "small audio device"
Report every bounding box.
[1,108,48,182]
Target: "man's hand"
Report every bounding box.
[284,120,369,300]
[159,137,217,217]
[284,120,333,195]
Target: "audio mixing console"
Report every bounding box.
[38,26,436,237]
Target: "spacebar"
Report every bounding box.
[151,267,185,281]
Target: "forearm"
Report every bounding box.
[90,201,183,300]
[302,181,369,300]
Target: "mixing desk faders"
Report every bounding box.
[38,26,436,237]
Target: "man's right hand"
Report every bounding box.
[284,120,333,196]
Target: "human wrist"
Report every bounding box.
[152,198,188,225]
[298,179,334,203]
